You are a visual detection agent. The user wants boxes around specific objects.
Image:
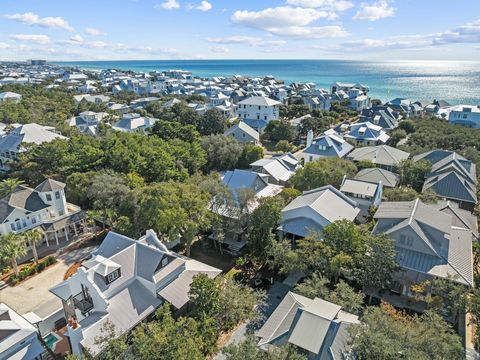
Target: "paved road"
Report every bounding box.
[0,246,94,319]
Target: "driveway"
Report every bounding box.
[0,246,94,319]
[214,281,292,359]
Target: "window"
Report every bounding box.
[161,257,169,267]
[258,106,261,110]
[264,116,267,120]
[242,132,246,137]
[46,194,52,201]
[32,217,37,224]
[106,269,120,284]
[10,223,15,231]
[22,219,26,227]
[59,209,64,216]
[55,191,61,200]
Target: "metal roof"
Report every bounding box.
[354,168,400,188]
[347,145,410,167]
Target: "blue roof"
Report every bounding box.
[243,118,268,130]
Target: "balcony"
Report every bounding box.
[73,293,93,314]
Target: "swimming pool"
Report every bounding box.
[44,332,61,350]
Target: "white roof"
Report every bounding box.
[238,96,281,107]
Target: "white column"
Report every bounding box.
[44,234,49,247]
[73,223,78,236]
[54,231,59,246]
[65,228,69,241]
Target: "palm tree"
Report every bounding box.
[0,233,27,276]
[23,229,44,265]
[0,178,24,198]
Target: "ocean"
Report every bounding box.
[53,59,480,105]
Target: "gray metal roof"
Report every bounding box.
[34,178,65,192]
[354,168,400,188]
[347,145,410,167]
[0,185,49,222]
[238,96,281,106]
[340,178,379,197]
[224,121,260,141]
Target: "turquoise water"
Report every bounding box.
[44,332,61,349]
[54,60,480,105]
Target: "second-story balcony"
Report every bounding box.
[73,292,94,314]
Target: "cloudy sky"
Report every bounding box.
[0,0,479,61]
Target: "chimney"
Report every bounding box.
[306,130,314,148]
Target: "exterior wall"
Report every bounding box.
[448,109,480,128]
[227,128,258,144]
[237,104,279,122]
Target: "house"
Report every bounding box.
[237,96,281,123]
[330,82,370,111]
[257,292,359,360]
[278,185,360,243]
[354,168,400,188]
[67,111,109,136]
[112,113,158,133]
[106,102,130,114]
[250,153,300,186]
[447,105,480,128]
[73,94,110,104]
[300,129,354,163]
[63,72,88,82]
[0,123,67,171]
[0,91,22,102]
[414,150,477,210]
[340,176,383,222]
[330,82,369,94]
[343,122,390,146]
[360,106,400,131]
[224,121,260,145]
[0,179,84,246]
[0,303,45,360]
[373,199,474,303]
[222,169,283,213]
[347,145,410,171]
[49,230,221,356]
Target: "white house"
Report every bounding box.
[0,303,45,360]
[237,96,281,122]
[0,123,67,171]
[224,121,260,145]
[278,185,360,243]
[49,230,221,356]
[0,179,84,246]
[0,91,22,102]
[340,176,383,222]
[73,94,110,104]
[447,105,480,128]
[67,111,109,136]
[112,113,158,133]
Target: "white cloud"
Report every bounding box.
[231,6,348,38]
[196,1,212,11]
[85,27,106,36]
[322,19,480,52]
[0,42,10,50]
[286,0,354,12]
[156,0,180,10]
[58,35,108,48]
[353,0,395,21]
[206,36,286,47]
[208,45,229,53]
[9,34,51,44]
[4,12,73,31]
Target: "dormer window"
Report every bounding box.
[46,193,52,201]
[55,191,61,200]
[106,269,121,284]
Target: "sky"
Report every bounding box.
[0,0,479,61]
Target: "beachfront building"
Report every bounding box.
[0,123,67,171]
[49,230,221,356]
[447,105,480,128]
[0,179,84,246]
